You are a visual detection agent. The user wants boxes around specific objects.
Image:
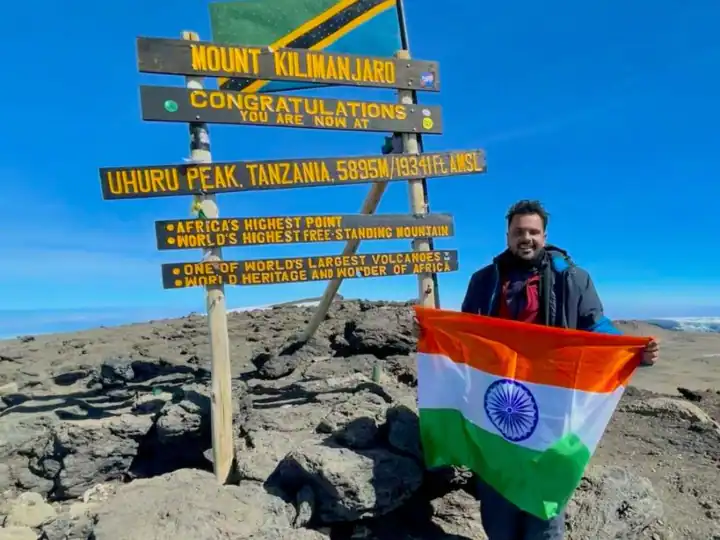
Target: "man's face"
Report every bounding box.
[507,213,546,260]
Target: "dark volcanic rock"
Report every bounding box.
[0,299,719,539]
[337,317,415,359]
[386,404,423,460]
[98,356,135,387]
[0,415,58,497]
[33,413,154,500]
[270,439,424,524]
[566,465,665,539]
[91,469,323,539]
[316,390,389,449]
[252,337,329,380]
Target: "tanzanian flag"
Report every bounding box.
[209,0,401,93]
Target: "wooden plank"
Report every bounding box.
[181,30,234,485]
[397,49,436,308]
[139,85,443,134]
[99,149,486,200]
[161,249,459,289]
[136,36,441,92]
[154,213,455,250]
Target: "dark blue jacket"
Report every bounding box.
[461,245,621,334]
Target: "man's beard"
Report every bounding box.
[510,246,546,269]
[515,243,536,259]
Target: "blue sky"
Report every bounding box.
[1,0,719,322]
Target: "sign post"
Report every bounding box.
[181,30,234,484]
[299,50,444,341]
[99,16,489,484]
[397,49,435,308]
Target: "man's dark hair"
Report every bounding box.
[506,199,549,229]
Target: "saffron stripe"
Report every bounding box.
[415,307,650,393]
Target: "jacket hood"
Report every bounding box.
[545,244,571,259]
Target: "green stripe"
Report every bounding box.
[209,0,340,45]
[419,408,591,520]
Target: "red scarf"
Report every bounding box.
[498,274,541,323]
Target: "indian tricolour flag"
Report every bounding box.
[414,307,651,520]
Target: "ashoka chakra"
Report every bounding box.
[483,379,539,442]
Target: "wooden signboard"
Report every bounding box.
[161,249,459,289]
[99,150,485,200]
[155,213,455,250]
[136,37,441,92]
[139,86,443,134]
[103,25,483,486]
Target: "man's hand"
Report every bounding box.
[641,339,659,366]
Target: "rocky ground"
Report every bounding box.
[0,300,718,539]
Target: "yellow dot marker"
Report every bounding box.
[174,279,183,287]
[168,238,176,245]
[166,224,175,231]
[172,268,181,275]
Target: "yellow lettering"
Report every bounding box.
[176,233,208,249]
[181,164,240,192]
[304,216,342,228]
[186,90,413,130]
[179,275,225,288]
[190,90,207,108]
[105,167,181,196]
[279,52,397,85]
[413,261,452,274]
[276,113,302,125]
[313,116,348,129]
[302,229,331,242]
[274,51,288,76]
[181,261,240,275]
[369,252,442,266]
[392,225,451,238]
[355,265,387,277]
[333,226,393,241]
[469,151,485,172]
[190,44,261,76]
[241,230,284,245]
[311,268,334,280]
[240,268,308,285]
[245,162,332,187]
[337,56,350,81]
[432,155,449,175]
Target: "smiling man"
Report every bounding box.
[461,199,659,540]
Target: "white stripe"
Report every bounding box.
[417,352,623,453]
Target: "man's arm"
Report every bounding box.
[461,269,489,314]
[461,273,479,314]
[575,268,659,366]
[576,270,622,335]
